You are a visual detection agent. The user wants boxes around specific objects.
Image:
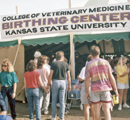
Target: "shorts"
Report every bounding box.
[80,87,91,104]
[117,82,129,89]
[90,91,111,104]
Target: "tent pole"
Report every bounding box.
[68,0,75,80]
[69,0,71,8]
[70,33,75,80]
[13,37,21,67]
[16,6,18,14]
[103,40,106,59]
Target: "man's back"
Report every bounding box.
[51,61,69,80]
[85,58,112,92]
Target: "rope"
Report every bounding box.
[13,38,21,67]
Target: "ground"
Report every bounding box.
[7,101,130,120]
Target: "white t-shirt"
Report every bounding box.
[78,67,85,80]
[34,58,38,63]
[35,64,50,85]
[45,64,51,69]
[78,63,91,88]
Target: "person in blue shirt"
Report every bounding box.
[0,92,11,120]
[0,59,19,120]
[0,92,6,115]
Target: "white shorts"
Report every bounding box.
[90,91,111,104]
[117,82,129,89]
[80,86,91,104]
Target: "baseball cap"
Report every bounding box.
[34,51,41,58]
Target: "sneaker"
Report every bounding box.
[123,103,130,108]
[65,110,69,115]
[44,110,49,115]
[41,108,44,111]
[50,116,56,120]
[59,118,64,120]
[57,103,60,107]
[51,118,56,120]
[80,103,83,110]
[118,105,122,110]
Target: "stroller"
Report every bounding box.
[67,79,82,109]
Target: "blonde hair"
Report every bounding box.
[117,56,127,68]
[1,59,14,73]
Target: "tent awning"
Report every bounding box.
[73,32,130,43]
[0,32,130,48]
[0,40,18,47]
[22,35,70,46]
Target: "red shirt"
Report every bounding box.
[24,71,40,88]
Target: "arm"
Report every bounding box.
[119,70,129,77]
[12,71,19,99]
[117,65,129,77]
[85,77,90,100]
[22,78,26,90]
[108,67,118,96]
[46,68,50,85]
[24,77,27,96]
[12,83,17,99]
[47,70,53,88]
[39,76,49,94]
[0,84,1,91]
[66,70,71,92]
[0,75,2,91]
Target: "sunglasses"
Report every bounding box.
[2,65,7,67]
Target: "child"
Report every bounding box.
[78,55,95,120]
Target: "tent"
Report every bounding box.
[0,31,130,101]
[0,0,130,101]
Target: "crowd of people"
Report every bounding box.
[0,46,130,120]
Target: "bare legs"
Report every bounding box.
[123,89,128,104]
[102,103,111,120]
[118,89,128,105]
[90,104,95,120]
[118,89,124,105]
[92,103,101,120]
[92,103,111,120]
[83,104,95,120]
[84,104,90,120]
